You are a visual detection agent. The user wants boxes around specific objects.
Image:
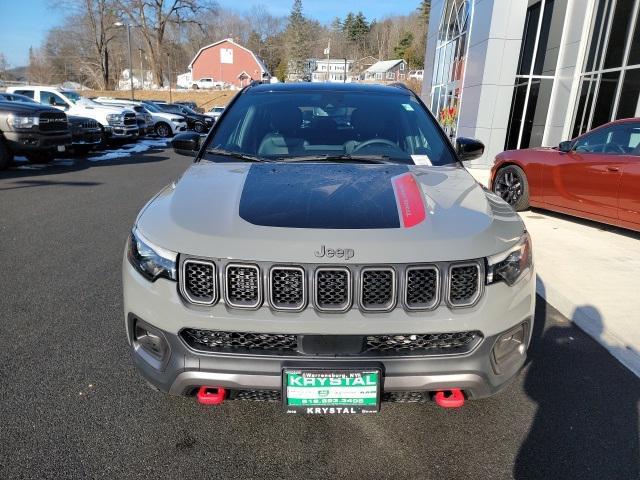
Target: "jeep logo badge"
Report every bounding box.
[314,245,355,260]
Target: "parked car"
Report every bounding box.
[7,86,138,143]
[124,82,535,413]
[204,105,225,122]
[491,117,640,232]
[191,78,226,90]
[67,116,103,154]
[408,70,424,81]
[174,101,202,113]
[0,92,101,154]
[94,98,184,138]
[156,103,212,133]
[0,100,71,168]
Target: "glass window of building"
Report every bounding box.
[505,0,566,150]
[430,0,471,138]
[572,0,640,138]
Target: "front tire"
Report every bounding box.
[493,165,530,211]
[155,122,172,138]
[0,139,14,170]
[193,122,206,133]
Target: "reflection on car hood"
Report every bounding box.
[137,162,525,263]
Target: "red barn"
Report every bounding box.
[188,38,270,88]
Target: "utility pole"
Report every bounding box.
[325,40,331,83]
[167,53,172,104]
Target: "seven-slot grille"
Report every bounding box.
[270,267,305,310]
[315,268,351,311]
[225,264,261,308]
[448,263,481,306]
[405,266,439,310]
[181,260,216,305]
[360,268,395,311]
[180,259,483,311]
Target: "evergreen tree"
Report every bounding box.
[394,31,414,59]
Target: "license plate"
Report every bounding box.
[283,369,380,414]
[57,145,65,152]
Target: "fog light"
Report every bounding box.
[492,323,526,373]
[133,320,169,363]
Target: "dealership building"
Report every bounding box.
[421,0,640,165]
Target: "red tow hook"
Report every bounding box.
[434,389,465,408]
[196,386,227,406]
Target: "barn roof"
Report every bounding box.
[188,38,270,75]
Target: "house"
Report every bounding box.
[350,55,379,80]
[286,58,319,82]
[188,38,270,88]
[363,59,408,83]
[311,59,353,83]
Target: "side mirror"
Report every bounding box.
[171,132,201,157]
[456,137,485,162]
[558,140,572,153]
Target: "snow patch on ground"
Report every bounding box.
[87,138,169,162]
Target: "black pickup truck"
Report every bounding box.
[0,100,71,169]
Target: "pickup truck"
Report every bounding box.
[190,78,226,90]
[7,86,138,144]
[0,100,71,169]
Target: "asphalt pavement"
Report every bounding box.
[1,147,639,480]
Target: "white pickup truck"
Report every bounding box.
[190,78,227,90]
[7,86,139,143]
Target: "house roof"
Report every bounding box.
[188,38,270,76]
[365,59,406,73]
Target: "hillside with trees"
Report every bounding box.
[0,0,430,89]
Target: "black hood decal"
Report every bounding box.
[239,163,411,229]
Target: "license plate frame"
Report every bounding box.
[282,368,381,414]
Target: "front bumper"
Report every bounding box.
[171,121,187,134]
[71,129,102,146]
[123,258,535,401]
[4,131,72,154]
[104,125,139,138]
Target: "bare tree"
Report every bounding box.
[116,0,216,86]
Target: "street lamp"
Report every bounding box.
[114,21,135,100]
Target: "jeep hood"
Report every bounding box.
[137,162,525,263]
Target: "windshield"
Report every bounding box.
[62,90,83,104]
[180,105,199,115]
[203,90,456,166]
[143,102,161,113]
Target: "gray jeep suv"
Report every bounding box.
[124,83,534,414]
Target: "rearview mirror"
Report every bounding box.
[558,140,572,153]
[456,137,485,162]
[171,132,201,157]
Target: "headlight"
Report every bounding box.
[127,228,177,282]
[486,232,532,286]
[106,113,124,125]
[7,114,39,129]
[170,117,183,122]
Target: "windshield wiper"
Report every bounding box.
[278,154,394,164]
[206,148,270,163]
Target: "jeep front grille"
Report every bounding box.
[181,260,216,305]
[270,266,305,311]
[180,329,482,357]
[179,258,484,312]
[225,264,261,308]
[360,268,395,311]
[364,331,481,354]
[315,268,351,312]
[181,329,298,354]
[448,263,482,307]
[405,266,439,310]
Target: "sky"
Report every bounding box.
[0,0,419,67]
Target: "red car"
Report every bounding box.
[490,118,640,232]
